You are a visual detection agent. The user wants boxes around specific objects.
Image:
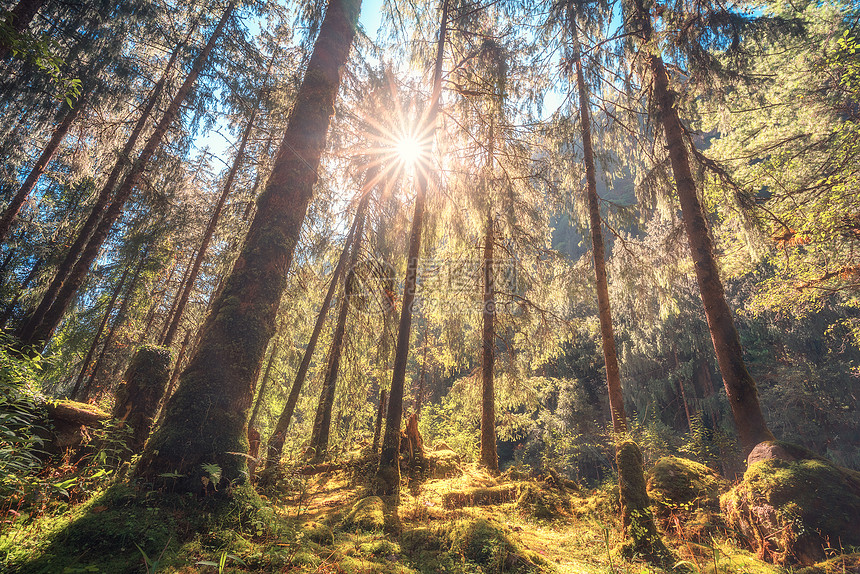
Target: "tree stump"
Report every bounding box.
[112,345,172,458]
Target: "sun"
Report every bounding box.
[395,134,423,170]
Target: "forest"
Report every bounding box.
[0,0,858,571]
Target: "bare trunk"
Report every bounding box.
[248,335,279,432]
[135,0,361,492]
[479,209,498,472]
[375,0,449,498]
[372,389,387,452]
[308,193,370,460]
[574,43,628,434]
[264,204,363,469]
[647,53,773,455]
[17,41,184,347]
[161,48,275,346]
[0,97,86,241]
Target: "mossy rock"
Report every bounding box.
[721,441,860,566]
[795,553,860,574]
[343,496,386,531]
[449,518,549,573]
[646,456,728,541]
[302,519,334,544]
[426,448,462,479]
[516,483,572,520]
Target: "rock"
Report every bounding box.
[343,496,385,531]
[722,441,860,566]
[646,456,728,541]
[747,440,823,466]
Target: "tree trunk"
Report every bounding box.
[574,43,628,434]
[134,0,361,493]
[248,334,280,432]
[0,96,86,242]
[68,263,131,399]
[375,0,449,498]
[0,0,46,60]
[373,388,387,452]
[0,258,39,329]
[646,52,773,455]
[161,48,275,347]
[264,211,362,469]
[112,345,172,458]
[308,192,370,461]
[17,42,183,346]
[79,247,148,400]
[479,209,498,473]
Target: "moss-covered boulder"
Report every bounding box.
[647,456,728,541]
[449,518,549,573]
[721,441,860,566]
[343,496,385,531]
[516,483,572,520]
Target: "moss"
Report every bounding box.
[344,496,386,531]
[647,456,728,541]
[721,451,860,565]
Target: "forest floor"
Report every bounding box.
[1,448,857,574]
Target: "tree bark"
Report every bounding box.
[0,96,86,242]
[135,0,361,493]
[372,388,387,452]
[17,42,183,346]
[68,263,131,400]
[161,48,275,346]
[375,0,449,498]
[479,209,498,472]
[0,0,46,60]
[248,333,279,432]
[264,210,362,469]
[646,52,773,455]
[574,41,628,434]
[308,191,370,460]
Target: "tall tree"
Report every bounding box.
[160,47,277,347]
[264,212,361,469]
[17,8,233,348]
[375,0,450,497]
[0,0,47,60]
[308,190,371,460]
[623,0,774,455]
[0,94,86,241]
[135,0,362,493]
